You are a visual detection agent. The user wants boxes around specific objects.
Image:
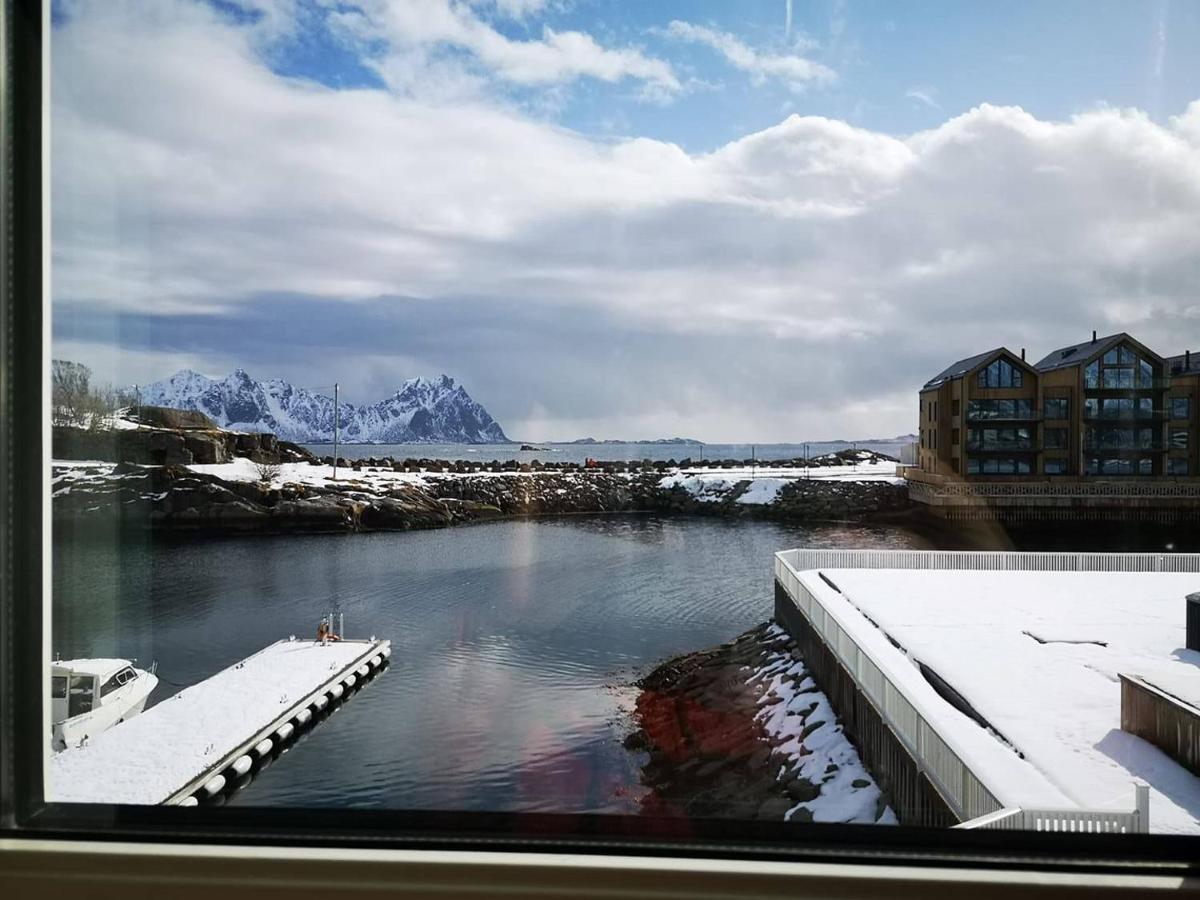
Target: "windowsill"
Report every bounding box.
[0,838,1193,898]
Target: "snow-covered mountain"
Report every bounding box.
[134,369,510,444]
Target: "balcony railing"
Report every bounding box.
[1083,410,1167,421]
[966,441,1035,452]
[1085,377,1173,391]
[965,412,1041,423]
[1082,441,1167,452]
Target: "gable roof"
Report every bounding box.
[923,347,1013,390]
[1033,333,1126,372]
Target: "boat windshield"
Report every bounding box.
[51,675,67,699]
[68,674,94,717]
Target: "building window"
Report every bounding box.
[1086,458,1155,476]
[1085,397,1155,420]
[968,427,1034,451]
[1171,428,1189,450]
[951,427,960,445]
[1168,458,1190,476]
[1043,397,1069,419]
[976,358,1023,388]
[1044,458,1068,475]
[951,399,960,416]
[1170,396,1191,420]
[967,457,1031,475]
[1084,426,1158,451]
[1044,428,1068,450]
[1087,346,1157,390]
[966,399,1034,420]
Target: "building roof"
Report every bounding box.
[923,347,1007,390]
[1032,333,1126,372]
[1167,351,1200,376]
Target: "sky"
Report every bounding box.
[50,0,1200,442]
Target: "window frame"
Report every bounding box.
[3,0,1200,883]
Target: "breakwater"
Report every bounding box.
[52,461,912,536]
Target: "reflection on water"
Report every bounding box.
[51,516,926,811]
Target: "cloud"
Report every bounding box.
[904,86,940,110]
[331,0,680,99]
[51,1,1200,440]
[664,20,835,92]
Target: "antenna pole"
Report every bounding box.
[333,382,339,481]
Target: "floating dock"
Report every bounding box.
[48,637,390,805]
[774,549,1200,834]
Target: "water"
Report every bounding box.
[51,516,925,811]
[302,439,913,465]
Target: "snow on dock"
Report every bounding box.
[802,566,1200,834]
[49,637,389,805]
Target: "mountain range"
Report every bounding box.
[134,369,510,444]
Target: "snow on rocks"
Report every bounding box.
[628,622,893,824]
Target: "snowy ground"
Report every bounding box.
[49,639,379,804]
[749,625,896,824]
[811,569,1200,834]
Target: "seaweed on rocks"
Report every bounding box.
[625,622,896,825]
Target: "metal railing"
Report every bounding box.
[907,480,1200,500]
[956,785,1149,833]
[778,547,1200,573]
[773,550,1172,831]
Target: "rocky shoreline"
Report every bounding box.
[626,623,894,823]
[51,413,914,536]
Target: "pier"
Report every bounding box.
[773,549,1200,833]
[49,637,390,806]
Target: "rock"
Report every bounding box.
[133,405,218,430]
[785,777,820,803]
[182,432,229,464]
[756,796,795,820]
[788,806,814,824]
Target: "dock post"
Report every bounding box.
[1134,782,1150,833]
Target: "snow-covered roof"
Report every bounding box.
[52,659,132,680]
[813,568,1200,834]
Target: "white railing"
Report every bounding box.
[774,550,1158,832]
[956,785,1150,833]
[777,548,1200,574]
[908,480,1200,499]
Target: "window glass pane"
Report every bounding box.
[68,675,95,717]
[31,0,1200,863]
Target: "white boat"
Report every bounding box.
[52,658,159,752]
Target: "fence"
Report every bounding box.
[776,548,1200,574]
[773,549,1164,831]
[908,480,1200,499]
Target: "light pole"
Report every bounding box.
[333,382,339,481]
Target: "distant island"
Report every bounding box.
[563,437,700,445]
